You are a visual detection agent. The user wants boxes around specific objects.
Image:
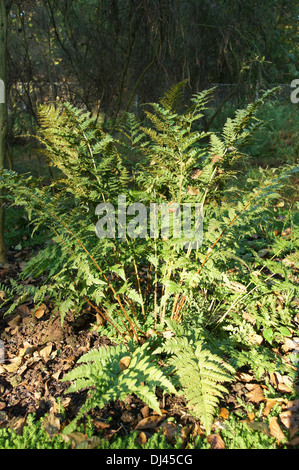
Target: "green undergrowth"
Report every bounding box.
[0,403,292,450]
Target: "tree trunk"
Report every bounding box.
[0,0,8,264]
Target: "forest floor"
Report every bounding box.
[0,243,298,450]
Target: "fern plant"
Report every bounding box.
[61,338,177,434]
[158,320,235,434]
[0,84,297,339]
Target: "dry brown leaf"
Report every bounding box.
[279,399,299,435]
[12,417,26,435]
[187,186,200,196]
[277,382,293,394]
[96,313,106,326]
[52,371,61,381]
[7,315,22,328]
[92,420,111,431]
[0,290,6,301]
[219,408,229,420]
[207,433,225,449]
[279,410,294,430]
[135,431,147,446]
[245,421,270,435]
[190,168,203,179]
[3,356,22,372]
[270,372,281,388]
[39,343,53,359]
[269,416,286,443]
[245,384,265,404]
[281,337,299,352]
[160,422,179,443]
[43,412,60,437]
[119,356,131,371]
[281,227,291,237]
[135,415,164,430]
[191,422,205,438]
[248,334,263,345]
[211,154,223,163]
[16,304,30,316]
[235,372,254,383]
[34,306,46,319]
[140,405,150,419]
[247,412,255,421]
[66,432,87,447]
[263,399,278,417]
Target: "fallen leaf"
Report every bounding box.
[0,291,6,301]
[191,422,205,438]
[211,154,223,163]
[52,371,61,381]
[92,420,110,431]
[135,431,147,446]
[248,334,263,345]
[245,384,265,404]
[43,413,60,437]
[281,227,291,237]
[135,415,164,430]
[245,421,270,435]
[190,168,203,179]
[277,383,293,394]
[119,356,131,371]
[235,372,254,383]
[219,408,229,420]
[2,356,22,372]
[16,304,30,317]
[140,405,150,419]
[187,186,200,196]
[279,399,299,436]
[279,410,295,430]
[263,399,278,417]
[76,436,102,449]
[66,432,87,447]
[34,305,47,319]
[247,412,255,421]
[160,421,179,443]
[39,343,53,359]
[207,433,225,449]
[270,372,281,388]
[269,416,286,443]
[7,315,22,328]
[281,337,299,352]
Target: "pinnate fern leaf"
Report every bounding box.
[161,323,235,434]
[61,341,177,434]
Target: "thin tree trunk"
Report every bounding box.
[0,0,8,264]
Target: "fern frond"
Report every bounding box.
[61,341,177,434]
[162,325,235,434]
